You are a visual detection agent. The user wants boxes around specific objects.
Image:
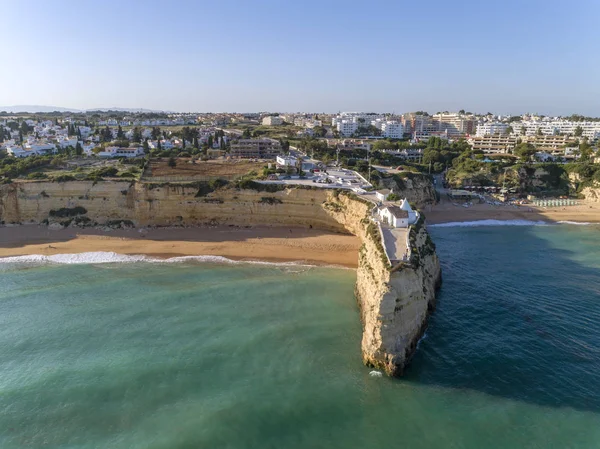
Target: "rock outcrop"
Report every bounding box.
[378,173,437,208]
[582,187,600,202]
[0,180,442,376]
[323,192,442,375]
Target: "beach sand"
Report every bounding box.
[425,199,600,225]
[0,225,361,268]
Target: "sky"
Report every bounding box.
[2,0,599,115]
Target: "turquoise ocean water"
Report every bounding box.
[1,223,600,448]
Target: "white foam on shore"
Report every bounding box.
[0,251,340,269]
[556,221,594,226]
[429,219,550,228]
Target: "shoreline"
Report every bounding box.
[0,225,361,268]
[424,200,600,225]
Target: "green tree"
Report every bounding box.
[75,142,83,156]
[151,126,161,140]
[574,126,583,137]
[506,126,514,135]
[117,125,125,139]
[514,142,537,162]
[313,126,327,137]
[132,127,142,143]
[168,157,177,168]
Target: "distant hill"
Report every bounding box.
[0,105,82,113]
[0,105,171,113]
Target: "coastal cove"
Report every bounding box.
[0,180,441,376]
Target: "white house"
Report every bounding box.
[378,205,409,228]
[24,142,57,155]
[375,189,392,202]
[276,155,298,167]
[6,145,28,157]
[97,146,145,158]
[377,198,418,228]
[56,137,78,148]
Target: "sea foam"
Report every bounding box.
[556,221,594,226]
[0,251,321,268]
[429,219,550,228]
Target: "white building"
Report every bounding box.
[375,189,393,202]
[276,155,298,167]
[24,142,57,155]
[97,146,145,158]
[6,145,28,157]
[336,120,358,137]
[511,119,600,139]
[56,137,79,148]
[377,198,418,228]
[475,122,510,137]
[262,116,284,126]
[381,121,404,139]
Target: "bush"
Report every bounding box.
[49,206,87,218]
[259,197,282,205]
[53,175,76,183]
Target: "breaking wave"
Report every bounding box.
[0,251,322,269]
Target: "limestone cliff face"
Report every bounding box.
[0,181,344,231]
[0,180,441,376]
[582,187,600,202]
[323,192,442,376]
[378,173,437,208]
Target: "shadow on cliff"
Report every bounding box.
[402,221,600,414]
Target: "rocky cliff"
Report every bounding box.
[323,192,441,375]
[582,187,600,202]
[378,173,438,208]
[0,180,442,376]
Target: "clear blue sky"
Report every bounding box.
[2,0,599,115]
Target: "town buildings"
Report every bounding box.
[230,138,281,159]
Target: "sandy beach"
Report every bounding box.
[425,199,600,225]
[0,225,361,268]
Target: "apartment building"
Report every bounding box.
[513,120,600,139]
[475,122,510,137]
[468,135,517,154]
[230,138,282,159]
[468,134,571,156]
[433,113,476,136]
[401,113,437,135]
[336,120,358,137]
[378,121,404,138]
